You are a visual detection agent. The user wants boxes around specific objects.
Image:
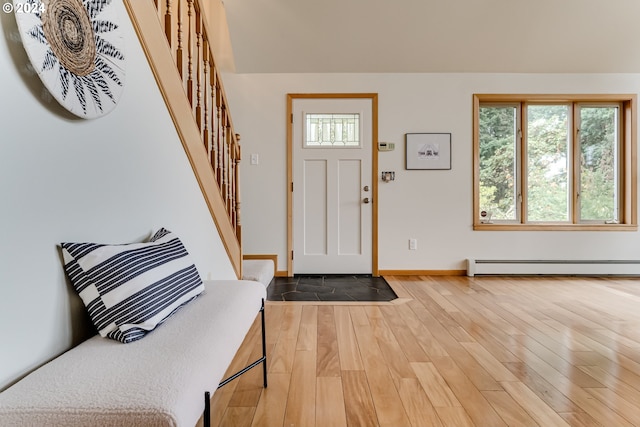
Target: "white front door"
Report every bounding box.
[292,98,373,274]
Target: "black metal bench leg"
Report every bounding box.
[204,391,211,427]
[261,299,268,388]
[204,299,268,424]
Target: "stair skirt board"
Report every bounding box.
[466,259,640,277]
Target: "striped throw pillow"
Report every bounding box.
[61,228,205,343]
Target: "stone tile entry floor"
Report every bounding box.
[267,275,397,302]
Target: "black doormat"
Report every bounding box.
[266,275,397,302]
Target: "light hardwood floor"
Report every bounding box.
[204,276,640,427]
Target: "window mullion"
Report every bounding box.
[615,102,625,223]
[520,102,527,224]
[572,103,580,224]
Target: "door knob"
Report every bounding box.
[363,197,371,204]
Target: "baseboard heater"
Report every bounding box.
[466,258,640,277]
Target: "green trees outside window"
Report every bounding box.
[579,106,618,221]
[478,105,518,221]
[526,104,571,222]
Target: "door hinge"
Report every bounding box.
[291,182,294,192]
[291,113,294,123]
[291,250,294,260]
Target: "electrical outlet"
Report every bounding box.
[250,153,259,165]
[409,239,417,250]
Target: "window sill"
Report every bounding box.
[473,223,638,231]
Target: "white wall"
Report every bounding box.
[223,72,640,272]
[0,1,235,390]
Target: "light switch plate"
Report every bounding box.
[409,239,417,250]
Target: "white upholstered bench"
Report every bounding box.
[242,259,275,288]
[0,280,267,427]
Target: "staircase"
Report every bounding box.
[124,0,243,277]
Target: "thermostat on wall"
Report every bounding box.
[378,142,395,151]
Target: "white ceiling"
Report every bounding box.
[223,0,640,74]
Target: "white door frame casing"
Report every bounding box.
[287,93,379,277]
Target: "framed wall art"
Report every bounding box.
[405,133,451,170]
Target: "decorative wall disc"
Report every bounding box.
[13,0,126,119]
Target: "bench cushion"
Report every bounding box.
[0,280,266,427]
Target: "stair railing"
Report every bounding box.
[125,0,242,276]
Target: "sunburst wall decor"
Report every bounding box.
[13,0,126,119]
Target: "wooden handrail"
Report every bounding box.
[124,0,243,277]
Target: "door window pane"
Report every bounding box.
[527,105,570,222]
[579,106,619,221]
[305,114,360,147]
[478,106,518,221]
